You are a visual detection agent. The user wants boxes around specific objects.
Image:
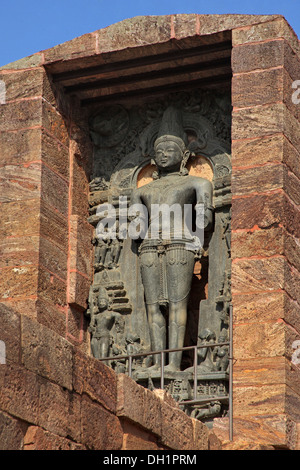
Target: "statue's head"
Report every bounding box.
[153,107,190,176]
[97,287,109,311]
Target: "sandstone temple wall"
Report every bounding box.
[0,14,300,450]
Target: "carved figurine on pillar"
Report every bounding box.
[130,107,214,372]
[88,286,122,360]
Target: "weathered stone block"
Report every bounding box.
[198,14,281,36]
[233,321,289,359]
[283,104,300,150]
[0,128,41,166]
[39,201,68,251]
[43,33,97,64]
[41,163,69,217]
[97,16,172,54]
[81,396,123,450]
[0,411,26,450]
[0,265,38,301]
[232,39,285,73]
[0,303,21,364]
[231,163,285,196]
[284,231,300,273]
[232,256,285,294]
[232,192,300,236]
[231,226,284,259]
[42,101,69,146]
[232,134,284,168]
[284,260,300,302]
[38,380,81,441]
[37,265,67,307]
[282,194,300,239]
[24,425,85,450]
[121,420,161,450]
[39,236,68,281]
[232,103,285,140]
[21,315,73,390]
[232,17,299,52]
[214,415,291,449]
[68,270,90,309]
[0,98,43,131]
[0,235,39,269]
[35,297,67,338]
[159,401,195,450]
[117,374,162,437]
[284,169,300,205]
[232,68,284,109]
[73,349,118,413]
[0,162,41,203]
[69,215,93,278]
[0,69,43,102]
[233,383,286,416]
[0,298,38,320]
[41,129,69,180]
[0,54,43,71]
[0,363,40,423]
[192,418,210,450]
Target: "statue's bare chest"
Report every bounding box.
[140,176,195,207]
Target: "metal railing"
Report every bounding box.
[99,305,233,441]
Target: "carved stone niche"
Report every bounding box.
[86,88,231,423]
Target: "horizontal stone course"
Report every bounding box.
[0,265,38,301]
[232,39,286,74]
[81,395,123,450]
[0,162,41,203]
[233,320,298,359]
[0,303,21,364]
[232,191,300,238]
[0,411,26,450]
[0,128,41,166]
[0,69,44,102]
[232,17,300,53]
[0,363,40,424]
[23,425,85,450]
[38,379,81,441]
[21,315,73,390]
[0,54,43,71]
[73,349,118,413]
[69,215,93,278]
[40,163,69,216]
[232,291,300,332]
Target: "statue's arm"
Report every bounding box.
[195,178,214,231]
[128,189,148,239]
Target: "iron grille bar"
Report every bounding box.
[98,314,233,442]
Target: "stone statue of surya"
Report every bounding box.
[130,107,214,371]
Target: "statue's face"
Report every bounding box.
[98,298,108,310]
[154,140,183,170]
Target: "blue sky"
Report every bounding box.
[0,0,299,67]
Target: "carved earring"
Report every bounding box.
[151,158,160,179]
[180,150,190,175]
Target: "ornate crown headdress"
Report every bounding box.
[154,106,186,151]
[152,106,189,178]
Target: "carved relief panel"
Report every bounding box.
[86,89,231,422]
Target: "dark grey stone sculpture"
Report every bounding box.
[129,106,213,372]
[86,89,232,423]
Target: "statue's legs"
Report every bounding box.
[166,297,188,371]
[99,336,110,359]
[165,244,195,371]
[147,303,166,368]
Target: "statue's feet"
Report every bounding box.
[164,363,180,373]
[147,363,161,371]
